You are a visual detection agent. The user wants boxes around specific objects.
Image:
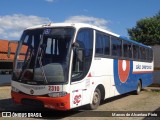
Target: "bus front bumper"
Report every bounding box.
[11,91,70,110]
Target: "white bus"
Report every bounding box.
[11,23,153,110]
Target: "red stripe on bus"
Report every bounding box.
[132,71,153,74]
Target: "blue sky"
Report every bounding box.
[0,0,159,40]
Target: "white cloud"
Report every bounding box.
[0,28,5,35]
[64,15,110,30]
[0,14,111,40]
[45,0,55,3]
[83,9,89,12]
[0,14,50,40]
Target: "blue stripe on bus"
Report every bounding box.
[113,59,152,94]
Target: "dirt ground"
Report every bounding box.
[0,86,160,120]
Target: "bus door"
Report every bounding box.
[70,76,90,108]
[70,83,83,108]
[70,46,87,108]
[70,28,93,108]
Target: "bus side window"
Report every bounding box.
[95,31,110,56]
[139,47,146,61]
[71,28,93,82]
[146,48,150,61]
[96,32,103,54]
[103,34,110,55]
[123,41,132,59]
[133,45,139,60]
[142,47,146,60]
[111,37,122,57]
[149,49,153,62]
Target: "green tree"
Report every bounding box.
[128,11,160,45]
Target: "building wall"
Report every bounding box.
[0,39,18,61]
[152,45,160,69]
[152,45,160,84]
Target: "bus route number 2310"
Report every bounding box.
[48,86,60,92]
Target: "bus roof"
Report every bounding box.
[26,23,119,36]
[26,23,151,49]
[119,36,151,48]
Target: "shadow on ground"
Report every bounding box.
[143,107,160,120]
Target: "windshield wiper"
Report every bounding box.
[37,47,48,84]
[35,34,48,84]
[18,46,34,80]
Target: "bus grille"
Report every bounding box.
[21,99,44,108]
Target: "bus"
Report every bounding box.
[11,23,153,110]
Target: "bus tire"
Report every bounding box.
[89,88,101,110]
[135,80,142,95]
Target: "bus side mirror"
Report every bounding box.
[72,42,83,62]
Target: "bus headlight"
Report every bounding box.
[12,86,20,93]
[48,92,67,97]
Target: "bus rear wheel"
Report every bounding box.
[89,88,101,110]
[135,80,142,95]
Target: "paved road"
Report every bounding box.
[0,86,160,120]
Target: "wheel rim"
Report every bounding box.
[137,82,141,93]
[93,91,99,105]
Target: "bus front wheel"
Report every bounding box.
[89,88,101,110]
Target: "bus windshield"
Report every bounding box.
[12,27,75,84]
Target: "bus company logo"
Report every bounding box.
[73,95,81,105]
[118,60,130,83]
[30,89,34,95]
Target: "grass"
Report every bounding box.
[151,89,160,93]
